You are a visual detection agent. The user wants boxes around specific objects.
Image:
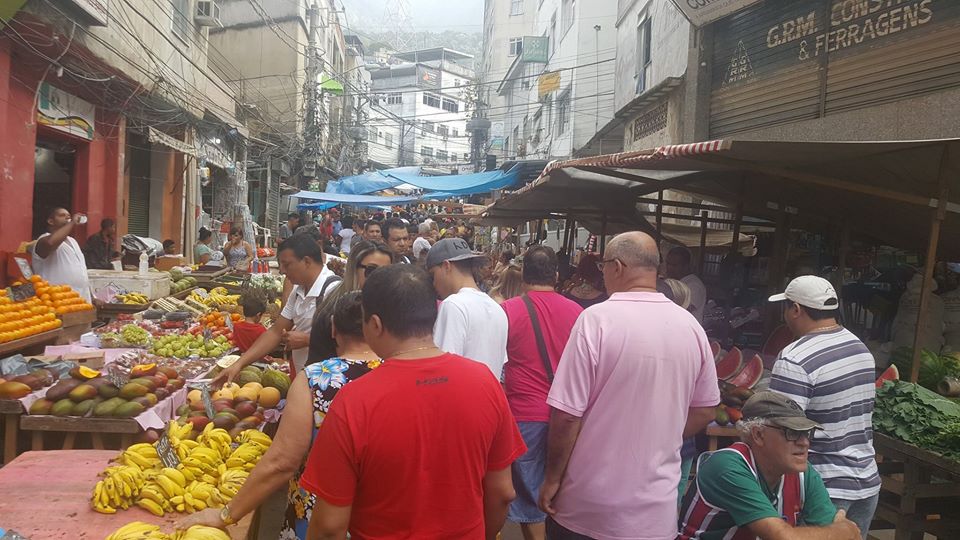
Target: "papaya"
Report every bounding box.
[29,398,55,415]
[69,365,101,380]
[113,401,146,418]
[72,399,98,416]
[130,363,157,377]
[94,397,127,417]
[68,384,98,403]
[0,381,33,399]
[51,398,75,417]
[119,383,149,399]
[45,378,81,401]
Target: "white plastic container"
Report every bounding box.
[138,252,149,275]
[87,270,172,301]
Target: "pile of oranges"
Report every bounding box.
[0,295,61,343]
[27,275,94,315]
[200,311,242,329]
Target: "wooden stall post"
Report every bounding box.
[730,199,743,257]
[599,212,608,255]
[698,211,708,275]
[561,217,573,255]
[656,190,664,246]
[910,147,951,384]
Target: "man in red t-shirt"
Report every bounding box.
[301,264,526,540]
[500,246,582,540]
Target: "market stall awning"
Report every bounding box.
[324,165,523,197]
[294,191,420,208]
[486,138,960,258]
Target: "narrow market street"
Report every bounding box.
[2,1,960,540]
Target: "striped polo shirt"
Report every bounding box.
[769,327,881,500]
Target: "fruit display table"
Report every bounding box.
[56,308,97,345]
[0,328,62,357]
[705,424,739,451]
[872,432,960,539]
[0,450,253,539]
[0,398,23,464]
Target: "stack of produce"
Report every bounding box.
[875,379,960,459]
[99,323,153,348]
[170,275,199,294]
[888,347,960,391]
[28,364,185,418]
[114,292,149,305]
[714,381,754,426]
[29,275,95,314]
[150,333,233,359]
[197,311,241,332]
[91,421,272,516]
[105,522,229,540]
[190,287,241,309]
[713,344,764,389]
[0,368,59,399]
[0,294,61,343]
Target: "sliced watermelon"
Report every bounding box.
[761,325,795,369]
[710,340,722,360]
[875,364,899,388]
[716,346,743,381]
[727,353,763,389]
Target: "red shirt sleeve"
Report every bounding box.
[299,396,360,506]
[487,385,527,471]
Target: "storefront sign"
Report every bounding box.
[417,66,441,89]
[669,0,761,27]
[37,83,95,140]
[521,36,549,63]
[631,102,669,142]
[148,127,197,158]
[712,0,958,89]
[538,71,561,98]
[63,0,109,26]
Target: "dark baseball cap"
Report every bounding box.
[425,238,485,269]
[741,391,822,431]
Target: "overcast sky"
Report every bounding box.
[342,0,482,32]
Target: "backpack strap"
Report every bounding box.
[314,275,343,310]
[521,293,554,384]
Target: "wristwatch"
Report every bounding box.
[220,505,237,526]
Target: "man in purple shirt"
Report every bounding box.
[540,231,720,540]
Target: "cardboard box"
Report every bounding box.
[62,351,106,370]
[155,256,187,271]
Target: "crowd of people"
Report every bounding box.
[29,206,875,540]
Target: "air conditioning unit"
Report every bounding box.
[195,0,222,27]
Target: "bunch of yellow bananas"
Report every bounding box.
[91,464,147,514]
[104,522,230,540]
[189,288,240,307]
[91,421,273,517]
[116,292,149,305]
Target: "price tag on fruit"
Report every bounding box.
[224,314,234,331]
[14,257,33,279]
[8,283,35,302]
[156,431,181,468]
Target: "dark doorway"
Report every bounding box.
[33,137,76,238]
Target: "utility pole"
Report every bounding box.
[303,3,321,185]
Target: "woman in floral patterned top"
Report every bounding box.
[177,291,380,539]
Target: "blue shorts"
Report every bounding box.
[508,421,548,524]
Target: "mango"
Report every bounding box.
[113,401,146,418]
[119,383,149,400]
[72,399,98,416]
[98,383,120,399]
[12,375,41,391]
[68,384,98,402]
[51,398,75,417]
[45,379,81,401]
[29,398,55,415]
[93,397,127,417]
[0,381,33,399]
[129,378,157,392]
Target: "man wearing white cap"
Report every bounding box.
[767,276,879,539]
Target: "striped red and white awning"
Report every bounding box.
[537,139,728,178]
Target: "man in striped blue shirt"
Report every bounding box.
[768,276,880,540]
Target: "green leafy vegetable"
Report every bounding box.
[874,380,960,459]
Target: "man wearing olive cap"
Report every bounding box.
[678,392,860,540]
[767,276,879,539]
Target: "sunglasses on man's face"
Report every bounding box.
[770,426,816,442]
[358,263,380,277]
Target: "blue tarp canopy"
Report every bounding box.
[322,165,522,197]
[294,192,420,210]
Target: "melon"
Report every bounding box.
[876,364,899,388]
[710,341,722,360]
[237,368,262,386]
[261,369,291,398]
[762,325,795,368]
[258,386,281,408]
[715,347,743,381]
[726,353,764,389]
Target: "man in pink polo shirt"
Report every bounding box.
[539,231,720,540]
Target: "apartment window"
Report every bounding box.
[561,0,575,37]
[437,124,449,137]
[423,121,435,133]
[423,93,441,108]
[441,98,459,113]
[464,152,470,161]
[384,133,393,149]
[368,127,377,142]
[556,88,571,134]
[636,15,652,93]
[509,37,523,57]
[386,93,402,105]
[171,0,191,42]
[452,127,459,137]
[549,13,557,58]
[436,150,448,161]
[421,146,434,157]
[510,0,523,16]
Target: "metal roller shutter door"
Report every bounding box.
[128,177,150,237]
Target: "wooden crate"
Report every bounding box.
[20,415,143,451]
[0,328,62,357]
[0,398,24,464]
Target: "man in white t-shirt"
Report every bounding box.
[426,238,508,378]
[32,207,92,302]
[336,215,356,256]
[666,246,707,322]
[215,235,340,384]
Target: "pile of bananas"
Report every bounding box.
[91,421,272,516]
[105,522,229,540]
[189,287,240,307]
[116,292,149,305]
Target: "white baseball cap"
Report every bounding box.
[768,275,840,310]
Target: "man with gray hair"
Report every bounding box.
[539,231,720,540]
[678,391,861,540]
[412,221,433,263]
